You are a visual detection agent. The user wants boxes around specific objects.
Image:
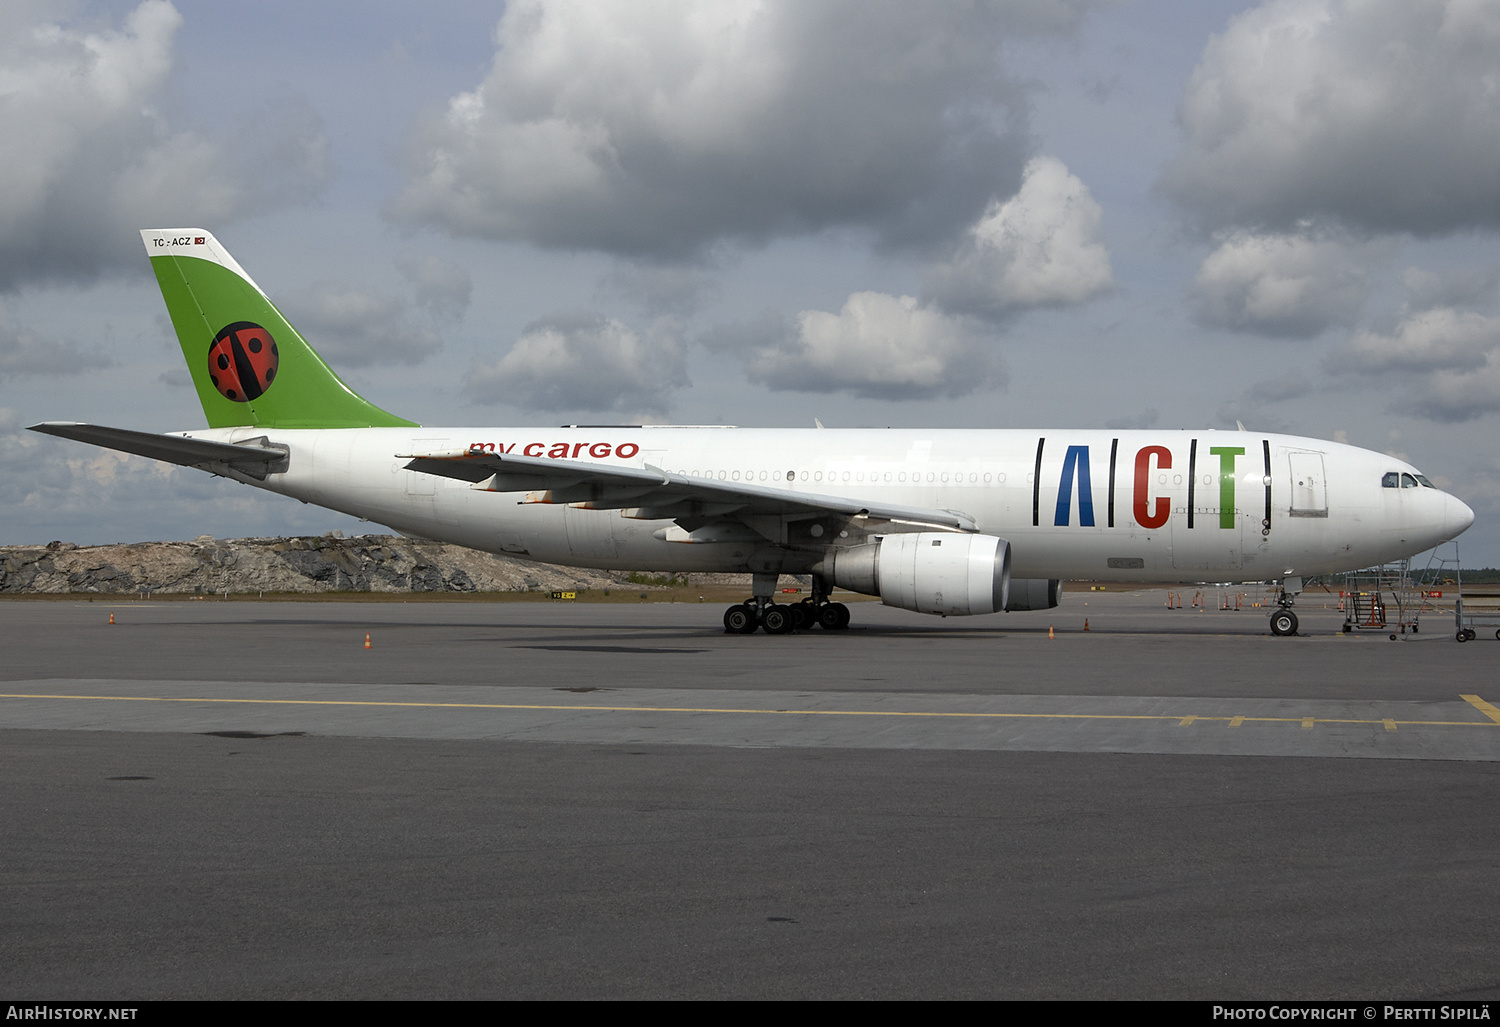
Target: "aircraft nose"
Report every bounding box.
[1445,494,1476,540]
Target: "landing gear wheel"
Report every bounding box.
[1467,628,1478,641]
[815,602,851,630]
[789,602,813,630]
[723,603,759,634]
[1457,629,1470,643]
[1270,610,1298,636]
[761,605,794,635]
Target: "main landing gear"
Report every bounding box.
[1268,575,1302,636]
[723,573,851,635]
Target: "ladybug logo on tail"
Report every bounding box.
[208,321,279,402]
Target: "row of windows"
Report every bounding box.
[675,469,1012,484]
[672,468,1261,487]
[1382,472,1433,489]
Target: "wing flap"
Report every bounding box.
[401,448,976,532]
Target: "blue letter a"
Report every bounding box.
[1054,445,1095,526]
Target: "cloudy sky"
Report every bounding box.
[4,0,1499,567]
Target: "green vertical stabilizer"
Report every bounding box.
[144,229,417,429]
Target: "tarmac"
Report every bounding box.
[3,590,1498,999]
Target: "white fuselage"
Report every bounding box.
[189,425,1474,584]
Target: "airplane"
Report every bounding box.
[31,229,1476,636]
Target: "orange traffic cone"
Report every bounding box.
[1048,625,1055,639]
[1083,619,1090,632]
[363,632,373,649]
[108,612,115,624]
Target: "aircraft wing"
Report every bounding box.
[401,448,977,534]
[29,422,290,479]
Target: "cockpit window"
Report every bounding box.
[1401,473,1419,489]
[1415,474,1435,488]
[1382,472,1400,488]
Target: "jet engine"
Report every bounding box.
[1002,577,1062,611]
[813,532,1011,616]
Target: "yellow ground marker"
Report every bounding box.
[1462,695,1500,725]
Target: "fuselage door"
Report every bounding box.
[1288,451,1328,518]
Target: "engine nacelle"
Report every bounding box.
[814,532,1011,616]
[1004,577,1062,611]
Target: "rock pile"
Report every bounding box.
[0,534,666,596]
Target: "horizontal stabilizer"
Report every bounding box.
[29,422,289,479]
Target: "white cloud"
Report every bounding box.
[0,1,331,290]
[1340,308,1499,375]
[1333,306,1500,422]
[392,0,1101,257]
[1162,0,1500,236]
[278,282,441,368]
[1190,231,1371,337]
[465,313,687,415]
[924,156,1114,317]
[739,291,996,400]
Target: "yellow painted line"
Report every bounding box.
[1384,719,1397,732]
[1178,716,1197,727]
[1462,695,1500,725]
[0,693,1497,730]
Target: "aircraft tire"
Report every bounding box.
[724,604,759,634]
[830,602,851,630]
[1270,610,1298,636]
[761,606,794,634]
[789,602,813,630]
[1457,630,1469,643]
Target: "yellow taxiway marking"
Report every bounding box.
[1462,695,1500,725]
[1,693,1499,731]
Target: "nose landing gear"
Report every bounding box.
[1269,575,1303,636]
